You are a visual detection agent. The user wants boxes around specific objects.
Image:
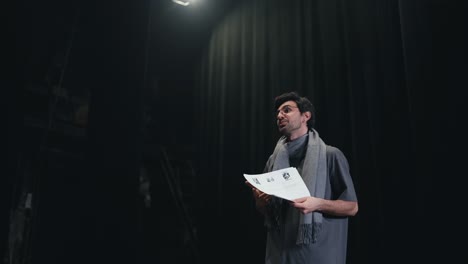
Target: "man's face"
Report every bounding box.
[276,100,308,137]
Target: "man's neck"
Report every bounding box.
[287,128,309,141]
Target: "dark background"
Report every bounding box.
[5,0,467,263]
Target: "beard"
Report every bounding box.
[278,120,301,137]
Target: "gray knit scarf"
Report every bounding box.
[265,129,327,244]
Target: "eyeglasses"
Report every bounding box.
[276,105,298,116]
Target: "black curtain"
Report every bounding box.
[193,0,466,263]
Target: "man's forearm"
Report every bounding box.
[317,199,358,217]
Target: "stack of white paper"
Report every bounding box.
[244,167,310,201]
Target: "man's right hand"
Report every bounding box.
[245,181,271,213]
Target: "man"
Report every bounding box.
[247,92,358,264]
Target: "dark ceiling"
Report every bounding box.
[15,0,237,86]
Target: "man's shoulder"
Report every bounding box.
[325,145,342,155]
[325,145,348,162]
[326,145,349,170]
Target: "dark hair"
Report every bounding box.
[274,91,315,129]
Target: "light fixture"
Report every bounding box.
[172,0,190,6]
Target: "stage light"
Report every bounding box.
[172,0,190,6]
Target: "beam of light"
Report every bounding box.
[172,0,190,6]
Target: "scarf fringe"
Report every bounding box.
[296,223,322,244]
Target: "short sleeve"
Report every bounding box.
[326,146,358,202]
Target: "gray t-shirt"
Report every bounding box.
[265,145,358,264]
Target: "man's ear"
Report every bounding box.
[303,111,311,122]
